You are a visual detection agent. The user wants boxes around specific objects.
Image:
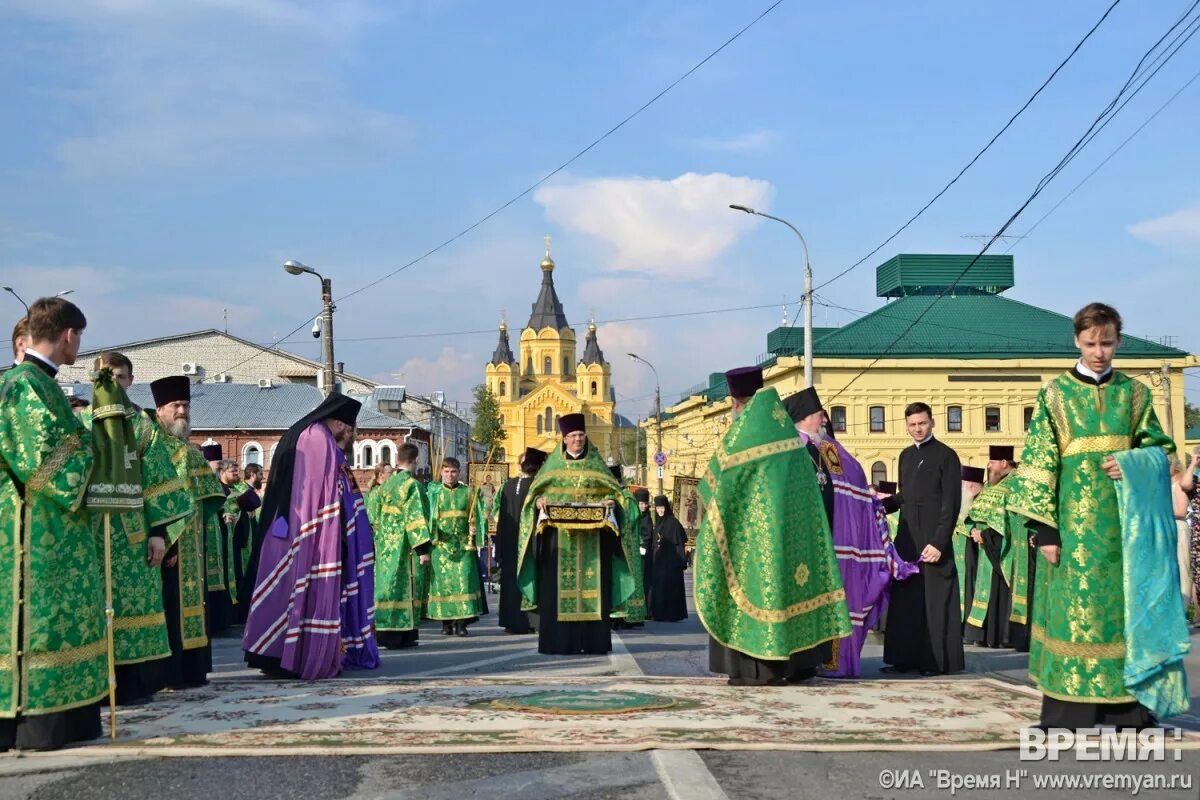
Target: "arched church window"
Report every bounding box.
[537,415,543,434]
[563,357,570,375]
[526,357,533,375]
[871,462,887,486]
[544,356,552,374]
[544,407,553,433]
[590,380,597,396]
[498,381,506,396]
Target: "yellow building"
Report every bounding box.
[646,254,1198,490]
[485,239,617,476]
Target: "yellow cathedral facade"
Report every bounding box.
[485,239,617,477]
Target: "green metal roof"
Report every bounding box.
[876,254,1014,298]
[808,293,1188,360]
[765,326,839,356]
[1187,425,1200,441]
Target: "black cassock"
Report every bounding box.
[206,485,235,637]
[496,474,538,634]
[650,510,688,622]
[971,526,1012,648]
[959,533,984,645]
[882,437,965,674]
[640,512,654,616]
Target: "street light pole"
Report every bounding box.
[284,261,338,397]
[2,287,29,314]
[729,205,814,388]
[628,352,664,496]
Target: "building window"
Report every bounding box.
[361,443,375,468]
[590,380,597,396]
[378,442,394,466]
[947,405,962,433]
[544,406,553,434]
[985,407,1001,432]
[869,406,885,433]
[242,442,263,467]
[536,415,543,434]
[1023,406,1034,432]
[563,357,570,375]
[830,406,846,433]
[871,461,887,486]
[591,413,598,424]
[554,414,560,432]
[544,356,552,374]
[498,381,506,396]
[526,357,533,375]
[269,443,277,467]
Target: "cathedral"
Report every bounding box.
[485,239,616,476]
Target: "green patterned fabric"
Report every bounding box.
[222,480,255,579]
[1008,371,1174,705]
[79,405,192,666]
[694,388,851,661]
[372,470,432,632]
[516,443,635,621]
[0,361,106,717]
[425,482,485,620]
[952,500,974,622]
[609,487,646,624]
[962,474,1014,629]
[156,425,222,652]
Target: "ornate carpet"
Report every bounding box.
[22,675,1126,755]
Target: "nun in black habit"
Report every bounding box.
[649,495,688,622]
[495,447,546,634]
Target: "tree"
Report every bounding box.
[1186,399,1200,432]
[471,384,506,454]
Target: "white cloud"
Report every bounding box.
[1127,205,1200,249]
[392,346,480,403]
[534,172,774,280]
[687,129,781,153]
[7,0,408,177]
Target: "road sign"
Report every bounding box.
[657,466,664,480]
[654,452,667,466]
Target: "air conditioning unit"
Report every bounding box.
[214,373,232,383]
[258,378,273,389]
[181,362,199,375]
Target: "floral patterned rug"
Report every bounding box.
[47,676,1192,755]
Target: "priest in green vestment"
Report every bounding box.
[80,351,194,705]
[607,466,646,629]
[962,450,1018,648]
[0,296,106,751]
[952,468,984,637]
[517,414,636,655]
[426,457,485,636]
[697,366,851,686]
[1008,302,1187,729]
[149,376,224,690]
[373,442,432,648]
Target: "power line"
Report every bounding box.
[822,3,1200,407]
[810,0,1124,294]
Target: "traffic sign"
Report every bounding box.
[654,452,667,466]
[657,466,664,480]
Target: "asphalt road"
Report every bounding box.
[3,576,1198,800]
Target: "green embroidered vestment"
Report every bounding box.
[373,470,432,631]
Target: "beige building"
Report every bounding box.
[647,254,1197,490]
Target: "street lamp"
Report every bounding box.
[628,352,664,496]
[729,204,814,388]
[283,260,337,397]
[2,287,29,313]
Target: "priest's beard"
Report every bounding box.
[958,487,978,522]
[165,418,191,439]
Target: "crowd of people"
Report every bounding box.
[0,296,1193,753]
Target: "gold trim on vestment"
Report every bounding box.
[428,593,480,603]
[405,519,426,532]
[1032,676,1135,704]
[1061,435,1130,459]
[114,612,167,632]
[26,433,83,494]
[439,510,468,519]
[25,637,107,670]
[1016,465,1056,489]
[705,501,846,623]
[4,493,21,716]
[145,478,186,501]
[715,437,803,472]
[376,601,421,611]
[1032,623,1124,659]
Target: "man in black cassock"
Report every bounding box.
[881,401,964,676]
[958,466,986,646]
[495,447,545,634]
[966,445,1026,649]
[649,495,688,622]
[784,388,835,529]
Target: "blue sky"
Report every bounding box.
[2,1,1198,416]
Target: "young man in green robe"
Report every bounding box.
[81,351,194,705]
[373,442,432,648]
[1009,302,1188,729]
[0,296,106,751]
[697,366,851,686]
[517,414,636,656]
[608,466,646,629]
[426,457,485,636]
[149,376,224,689]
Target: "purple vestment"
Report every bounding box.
[243,423,379,679]
[802,432,919,677]
[340,484,380,670]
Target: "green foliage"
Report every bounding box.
[1186,400,1199,432]
[471,384,506,452]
